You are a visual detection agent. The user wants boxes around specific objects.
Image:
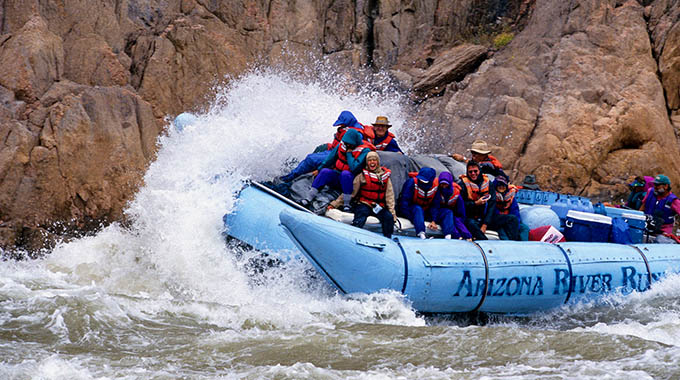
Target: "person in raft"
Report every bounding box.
[626,176,647,210]
[437,171,473,240]
[280,110,373,182]
[450,139,505,177]
[458,160,492,240]
[330,151,397,238]
[371,116,403,153]
[487,174,522,241]
[300,129,375,210]
[398,167,456,240]
[327,110,375,150]
[641,174,680,244]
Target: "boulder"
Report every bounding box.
[0,15,63,102]
[413,44,488,97]
[0,83,161,250]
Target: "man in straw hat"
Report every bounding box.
[371,116,402,153]
[450,139,505,177]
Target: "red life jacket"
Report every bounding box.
[495,185,517,214]
[330,125,375,148]
[412,177,440,208]
[374,132,396,151]
[480,155,503,169]
[441,182,462,208]
[460,174,490,201]
[358,168,391,207]
[334,142,375,172]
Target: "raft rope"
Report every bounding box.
[630,245,654,289]
[470,241,490,313]
[554,244,575,304]
[393,237,409,294]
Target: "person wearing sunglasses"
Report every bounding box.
[458,161,492,240]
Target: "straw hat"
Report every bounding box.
[469,140,491,154]
[372,116,392,127]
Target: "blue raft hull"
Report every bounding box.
[225,183,680,314]
[279,208,680,314]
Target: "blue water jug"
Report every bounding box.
[593,202,606,215]
[580,198,594,213]
[550,197,570,226]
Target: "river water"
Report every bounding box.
[1,70,679,379]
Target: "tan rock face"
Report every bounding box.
[416,0,680,200]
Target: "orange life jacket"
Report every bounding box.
[495,185,517,214]
[374,132,396,151]
[358,168,391,207]
[412,177,439,208]
[334,142,375,172]
[441,182,462,208]
[460,174,490,201]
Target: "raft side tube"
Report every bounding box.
[475,240,570,314]
[398,238,486,313]
[224,183,305,259]
[637,244,680,285]
[560,242,651,299]
[280,208,406,295]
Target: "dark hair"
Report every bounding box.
[467,160,480,169]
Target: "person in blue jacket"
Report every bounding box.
[280,110,372,182]
[301,129,374,210]
[398,167,456,239]
[486,174,521,240]
[437,171,472,240]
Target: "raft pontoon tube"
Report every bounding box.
[279,207,680,314]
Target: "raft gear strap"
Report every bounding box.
[393,238,409,294]
[470,241,489,313]
[630,245,653,288]
[554,244,575,304]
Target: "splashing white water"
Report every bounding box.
[7,69,423,332]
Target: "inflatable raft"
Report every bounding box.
[279,207,680,314]
[225,182,680,314]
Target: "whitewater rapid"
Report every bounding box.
[1,70,679,379]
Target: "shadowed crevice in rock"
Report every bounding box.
[365,0,378,67]
[642,3,675,136]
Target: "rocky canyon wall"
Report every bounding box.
[0,0,679,251]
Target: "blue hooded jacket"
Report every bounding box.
[438,171,466,218]
[490,176,520,220]
[399,167,441,215]
[333,110,363,129]
[319,129,371,175]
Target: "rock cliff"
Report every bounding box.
[1,0,679,251]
